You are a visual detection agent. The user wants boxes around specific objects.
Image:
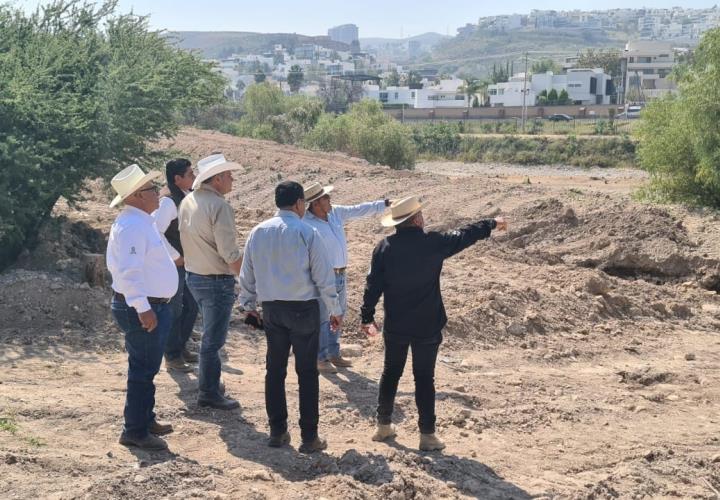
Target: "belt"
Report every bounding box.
[334,267,346,275]
[113,292,171,304]
[186,272,234,280]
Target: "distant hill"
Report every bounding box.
[420,28,628,77]
[167,31,351,59]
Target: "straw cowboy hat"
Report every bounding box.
[303,182,334,203]
[192,154,243,190]
[381,196,425,227]
[109,164,162,208]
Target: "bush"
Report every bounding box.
[636,27,720,207]
[411,122,462,156]
[0,1,225,269]
[304,100,416,169]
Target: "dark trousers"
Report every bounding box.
[262,300,320,442]
[377,335,441,434]
[111,297,172,439]
[165,266,199,360]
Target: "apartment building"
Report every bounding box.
[621,41,677,101]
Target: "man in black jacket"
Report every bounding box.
[360,196,507,451]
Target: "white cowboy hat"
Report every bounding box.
[381,196,425,227]
[192,154,244,190]
[303,182,334,203]
[109,164,162,208]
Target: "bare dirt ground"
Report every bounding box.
[3,128,720,499]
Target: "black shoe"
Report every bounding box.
[119,433,168,450]
[299,436,327,454]
[197,395,240,410]
[267,432,291,448]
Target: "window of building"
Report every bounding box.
[590,77,597,94]
[394,92,399,99]
[379,92,388,103]
[642,69,654,75]
[498,89,504,95]
[568,83,582,88]
[411,91,416,98]
[642,80,656,89]
[639,57,652,63]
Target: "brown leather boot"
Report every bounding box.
[149,420,173,436]
[419,433,446,451]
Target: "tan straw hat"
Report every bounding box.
[192,154,244,190]
[303,182,334,203]
[380,196,425,227]
[109,164,161,208]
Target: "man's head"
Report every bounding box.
[380,196,424,229]
[166,158,195,195]
[192,154,243,195]
[109,164,162,213]
[303,182,334,220]
[275,181,306,217]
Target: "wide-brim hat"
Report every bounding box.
[381,196,425,227]
[109,164,162,208]
[192,154,244,190]
[304,182,334,203]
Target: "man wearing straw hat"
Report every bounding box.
[360,196,507,451]
[179,153,243,410]
[107,164,179,451]
[302,181,390,374]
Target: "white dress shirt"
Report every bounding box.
[152,197,180,261]
[239,210,341,316]
[107,206,179,312]
[303,201,386,268]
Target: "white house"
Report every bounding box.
[622,41,677,101]
[363,78,467,108]
[488,68,612,107]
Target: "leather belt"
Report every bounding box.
[334,267,346,275]
[186,272,234,280]
[113,292,171,304]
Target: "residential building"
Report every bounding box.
[362,78,467,108]
[621,41,677,102]
[488,68,612,107]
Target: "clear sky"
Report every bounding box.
[10,0,719,38]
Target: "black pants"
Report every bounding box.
[262,300,320,442]
[377,335,441,434]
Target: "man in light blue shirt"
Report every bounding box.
[239,181,342,454]
[302,182,389,373]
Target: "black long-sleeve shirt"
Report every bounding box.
[360,220,497,342]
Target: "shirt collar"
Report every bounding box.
[276,209,301,219]
[122,205,154,221]
[396,226,424,234]
[197,184,223,197]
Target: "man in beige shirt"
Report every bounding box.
[179,154,243,410]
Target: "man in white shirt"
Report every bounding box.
[302,182,389,374]
[106,164,179,451]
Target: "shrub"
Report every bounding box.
[411,122,462,156]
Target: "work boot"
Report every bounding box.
[419,433,446,452]
[191,330,202,342]
[371,423,396,442]
[119,433,168,451]
[299,436,327,454]
[197,395,240,410]
[329,356,352,368]
[267,432,291,448]
[165,357,193,373]
[182,349,198,363]
[148,420,173,436]
[317,360,337,374]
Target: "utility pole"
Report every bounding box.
[521,52,528,133]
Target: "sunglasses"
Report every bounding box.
[137,185,160,194]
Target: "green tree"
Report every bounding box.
[0,0,225,268]
[254,70,267,83]
[558,89,570,105]
[241,83,286,126]
[287,65,304,93]
[548,88,559,104]
[637,28,720,207]
[385,69,400,87]
[576,48,621,77]
[531,58,561,75]
[460,77,482,109]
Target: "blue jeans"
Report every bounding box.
[186,272,236,401]
[111,298,172,439]
[165,266,199,360]
[318,272,346,361]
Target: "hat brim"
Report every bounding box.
[380,203,424,227]
[306,185,334,203]
[192,162,244,190]
[109,170,162,208]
